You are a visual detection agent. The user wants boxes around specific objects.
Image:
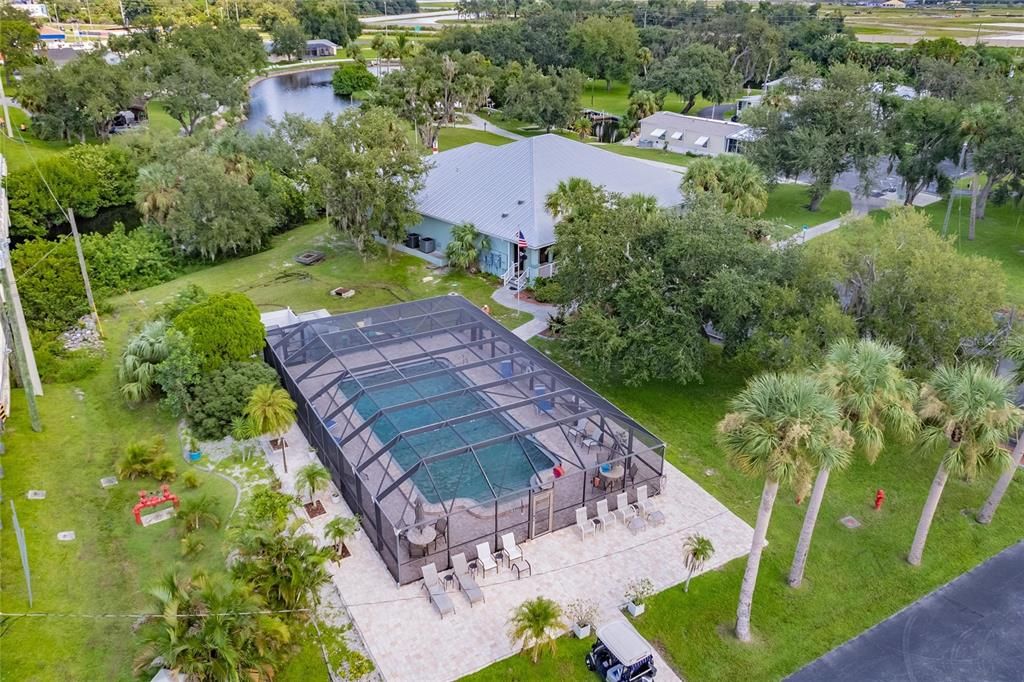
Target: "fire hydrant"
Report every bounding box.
[874,488,886,511]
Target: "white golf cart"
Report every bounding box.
[585,621,657,682]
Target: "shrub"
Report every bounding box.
[531,278,565,304]
[174,293,265,372]
[30,330,102,384]
[153,330,203,416]
[157,284,209,322]
[12,226,180,332]
[181,470,201,489]
[188,361,280,439]
[179,534,205,558]
[624,577,655,605]
[116,437,175,481]
[178,494,221,532]
[332,63,377,96]
[239,485,298,527]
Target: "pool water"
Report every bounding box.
[341,361,555,504]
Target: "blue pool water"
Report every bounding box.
[340,361,555,504]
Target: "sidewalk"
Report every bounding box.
[491,286,557,340]
[454,113,524,141]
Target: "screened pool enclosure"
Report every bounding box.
[264,295,666,584]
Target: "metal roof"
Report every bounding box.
[265,295,665,526]
[415,135,682,248]
[596,621,654,666]
[641,111,751,138]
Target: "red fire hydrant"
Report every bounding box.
[874,488,886,511]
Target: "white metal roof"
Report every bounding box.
[596,621,654,666]
[415,135,682,248]
[641,111,750,139]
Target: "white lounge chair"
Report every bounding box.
[420,562,455,618]
[451,553,485,606]
[595,499,616,530]
[575,507,597,540]
[614,492,636,525]
[475,542,499,577]
[636,484,656,517]
[500,532,523,565]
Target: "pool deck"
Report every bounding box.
[272,422,754,682]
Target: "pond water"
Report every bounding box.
[244,67,359,133]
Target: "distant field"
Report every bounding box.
[834,7,1024,43]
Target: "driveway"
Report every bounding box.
[787,541,1024,682]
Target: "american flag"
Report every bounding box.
[517,230,527,249]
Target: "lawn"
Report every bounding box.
[436,126,515,151]
[758,183,853,232]
[464,344,1024,681]
[592,143,691,168]
[581,79,713,118]
[0,220,532,680]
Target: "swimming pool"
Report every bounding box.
[340,360,555,504]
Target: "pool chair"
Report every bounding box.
[420,562,456,619]
[595,499,616,531]
[635,485,656,518]
[475,542,499,577]
[575,507,597,540]
[451,553,485,606]
[614,492,636,525]
[499,533,523,565]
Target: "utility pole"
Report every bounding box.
[942,142,969,237]
[67,209,103,338]
[0,156,42,399]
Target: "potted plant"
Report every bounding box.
[624,577,654,617]
[188,436,201,462]
[295,462,331,518]
[324,515,360,560]
[565,598,598,639]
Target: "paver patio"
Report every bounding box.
[276,423,754,681]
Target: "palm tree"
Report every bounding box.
[680,157,723,196]
[295,462,331,504]
[395,31,417,59]
[717,155,769,217]
[345,42,365,65]
[788,338,918,588]
[682,534,715,593]
[717,372,844,642]
[570,116,592,140]
[444,222,490,272]
[908,364,1022,565]
[233,521,333,612]
[244,384,297,473]
[118,321,171,402]
[324,515,360,556]
[507,596,564,663]
[960,103,1005,240]
[626,90,660,125]
[134,569,290,681]
[135,164,179,225]
[178,494,222,532]
[544,177,605,222]
[637,47,653,78]
[977,332,1024,524]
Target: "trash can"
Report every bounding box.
[420,236,435,253]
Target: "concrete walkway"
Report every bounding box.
[778,190,943,247]
[491,286,557,340]
[452,113,524,141]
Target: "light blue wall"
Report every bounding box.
[409,215,519,278]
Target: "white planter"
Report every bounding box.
[572,622,591,639]
[626,601,645,617]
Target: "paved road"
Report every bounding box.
[361,9,458,25]
[788,541,1024,682]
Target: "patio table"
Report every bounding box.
[600,463,625,492]
[406,525,437,547]
[627,515,647,535]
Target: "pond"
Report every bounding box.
[243,67,360,133]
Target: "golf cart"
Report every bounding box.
[585,622,657,681]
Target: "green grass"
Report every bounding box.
[759,183,853,232]
[0,219,533,680]
[0,107,73,172]
[592,143,691,168]
[581,80,713,118]
[436,126,515,151]
[464,345,1024,681]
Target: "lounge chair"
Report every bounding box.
[636,484,656,517]
[595,499,616,530]
[575,507,597,540]
[451,553,485,606]
[420,563,455,618]
[475,542,499,577]
[500,532,523,565]
[614,492,636,525]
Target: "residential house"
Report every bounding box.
[638,112,755,157]
[880,0,906,7]
[405,134,683,288]
[305,39,338,58]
